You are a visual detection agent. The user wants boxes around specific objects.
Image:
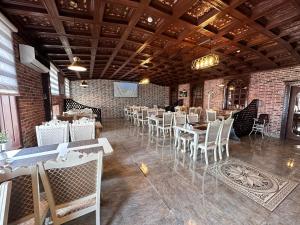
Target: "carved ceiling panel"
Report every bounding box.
[56,0,91,17]
[151,38,169,48]
[163,23,185,38]
[128,29,152,44]
[37,34,61,45]
[63,21,91,35]
[122,41,141,52]
[150,0,179,14]
[181,0,216,25]
[99,39,118,48]
[137,13,163,32]
[101,25,124,38]
[184,31,207,44]
[209,14,235,31]
[97,48,113,56]
[15,15,52,28]
[68,37,91,47]
[228,24,252,39]
[1,0,300,84]
[103,2,134,23]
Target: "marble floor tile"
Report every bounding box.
[66,119,300,225]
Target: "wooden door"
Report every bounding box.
[286,86,300,140]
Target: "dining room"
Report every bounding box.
[0,0,300,225]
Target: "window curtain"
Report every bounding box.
[65,78,70,98]
[0,12,18,95]
[50,63,59,96]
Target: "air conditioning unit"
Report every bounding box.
[19,44,49,73]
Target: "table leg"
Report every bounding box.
[193,133,199,161]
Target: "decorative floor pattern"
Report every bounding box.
[207,158,298,211]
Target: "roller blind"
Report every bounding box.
[50,63,59,96]
[64,78,70,98]
[0,15,18,95]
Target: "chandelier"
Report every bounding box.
[191,53,219,70]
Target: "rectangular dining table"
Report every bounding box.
[174,124,207,161]
[0,138,113,170]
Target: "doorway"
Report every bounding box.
[286,86,300,140]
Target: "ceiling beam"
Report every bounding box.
[89,0,104,78]
[41,0,81,78]
[100,0,151,78]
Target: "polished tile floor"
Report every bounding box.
[66,119,300,225]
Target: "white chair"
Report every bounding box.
[206,110,217,122]
[0,181,11,225]
[156,109,165,116]
[189,107,196,114]
[38,151,103,225]
[138,109,148,127]
[174,106,181,112]
[187,114,199,124]
[0,166,48,225]
[249,114,270,137]
[147,110,157,134]
[190,120,221,164]
[70,119,95,141]
[157,112,173,138]
[124,107,130,120]
[195,107,202,118]
[173,114,186,146]
[36,121,69,146]
[218,118,234,160]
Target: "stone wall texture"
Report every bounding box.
[71,79,170,118]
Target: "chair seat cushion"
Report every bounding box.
[56,197,96,218]
[180,133,193,140]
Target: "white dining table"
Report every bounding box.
[174,125,206,161]
[0,138,113,171]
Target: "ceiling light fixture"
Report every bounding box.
[80,80,88,87]
[191,39,219,70]
[147,16,153,23]
[236,49,241,53]
[68,57,87,72]
[139,78,150,85]
[191,53,219,70]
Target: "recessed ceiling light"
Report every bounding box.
[236,49,241,53]
[147,16,153,23]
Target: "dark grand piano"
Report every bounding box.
[232,99,259,137]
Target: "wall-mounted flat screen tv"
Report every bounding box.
[114,82,138,97]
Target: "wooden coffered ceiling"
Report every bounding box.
[1,0,300,85]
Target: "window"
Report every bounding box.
[50,63,59,95]
[224,79,248,110]
[65,78,70,98]
[0,12,18,95]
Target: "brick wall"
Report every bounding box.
[70,79,170,118]
[248,65,300,137]
[203,79,224,110]
[14,34,45,147]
